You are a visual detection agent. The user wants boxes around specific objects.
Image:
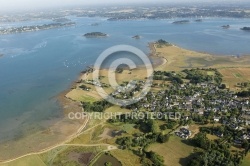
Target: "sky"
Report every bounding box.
[0,0,249,12]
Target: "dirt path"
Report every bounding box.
[0,139,117,164]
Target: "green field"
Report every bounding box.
[207,134,219,141]
[110,149,141,166]
[207,71,215,76]
[241,153,250,166]
[0,155,46,166]
[148,136,195,166]
[80,94,97,103]
[118,124,136,134]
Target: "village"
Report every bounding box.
[93,68,250,143]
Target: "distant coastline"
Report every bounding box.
[52,17,71,22]
[0,22,76,35]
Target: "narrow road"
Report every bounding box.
[1,142,117,164]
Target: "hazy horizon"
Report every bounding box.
[0,0,250,12]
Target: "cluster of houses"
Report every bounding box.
[175,127,192,139]
[111,80,146,99]
[81,70,250,142]
[234,131,250,145]
[84,79,101,87]
[79,84,91,91]
[134,82,250,125]
[83,79,110,88]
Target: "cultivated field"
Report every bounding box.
[218,68,250,91]
[148,136,195,166]
[110,149,141,166]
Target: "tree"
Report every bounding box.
[242,140,249,150]
[148,151,165,166]
[116,137,132,149]
[220,83,227,89]
[217,126,225,133]
[158,133,170,143]
[237,90,250,97]
[191,132,211,150]
[104,162,112,166]
[243,82,248,87]
[147,119,158,133]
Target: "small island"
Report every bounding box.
[91,23,100,26]
[195,19,202,22]
[132,35,141,39]
[222,25,230,29]
[83,32,108,38]
[172,20,190,24]
[241,27,250,31]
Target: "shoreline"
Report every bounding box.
[148,42,168,67]
[0,72,88,161]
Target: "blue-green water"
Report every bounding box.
[0,17,250,142]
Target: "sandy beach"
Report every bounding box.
[149,43,168,67]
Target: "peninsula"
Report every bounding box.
[62,40,250,166]
[1,40,250,166]
[172,20,190,24]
